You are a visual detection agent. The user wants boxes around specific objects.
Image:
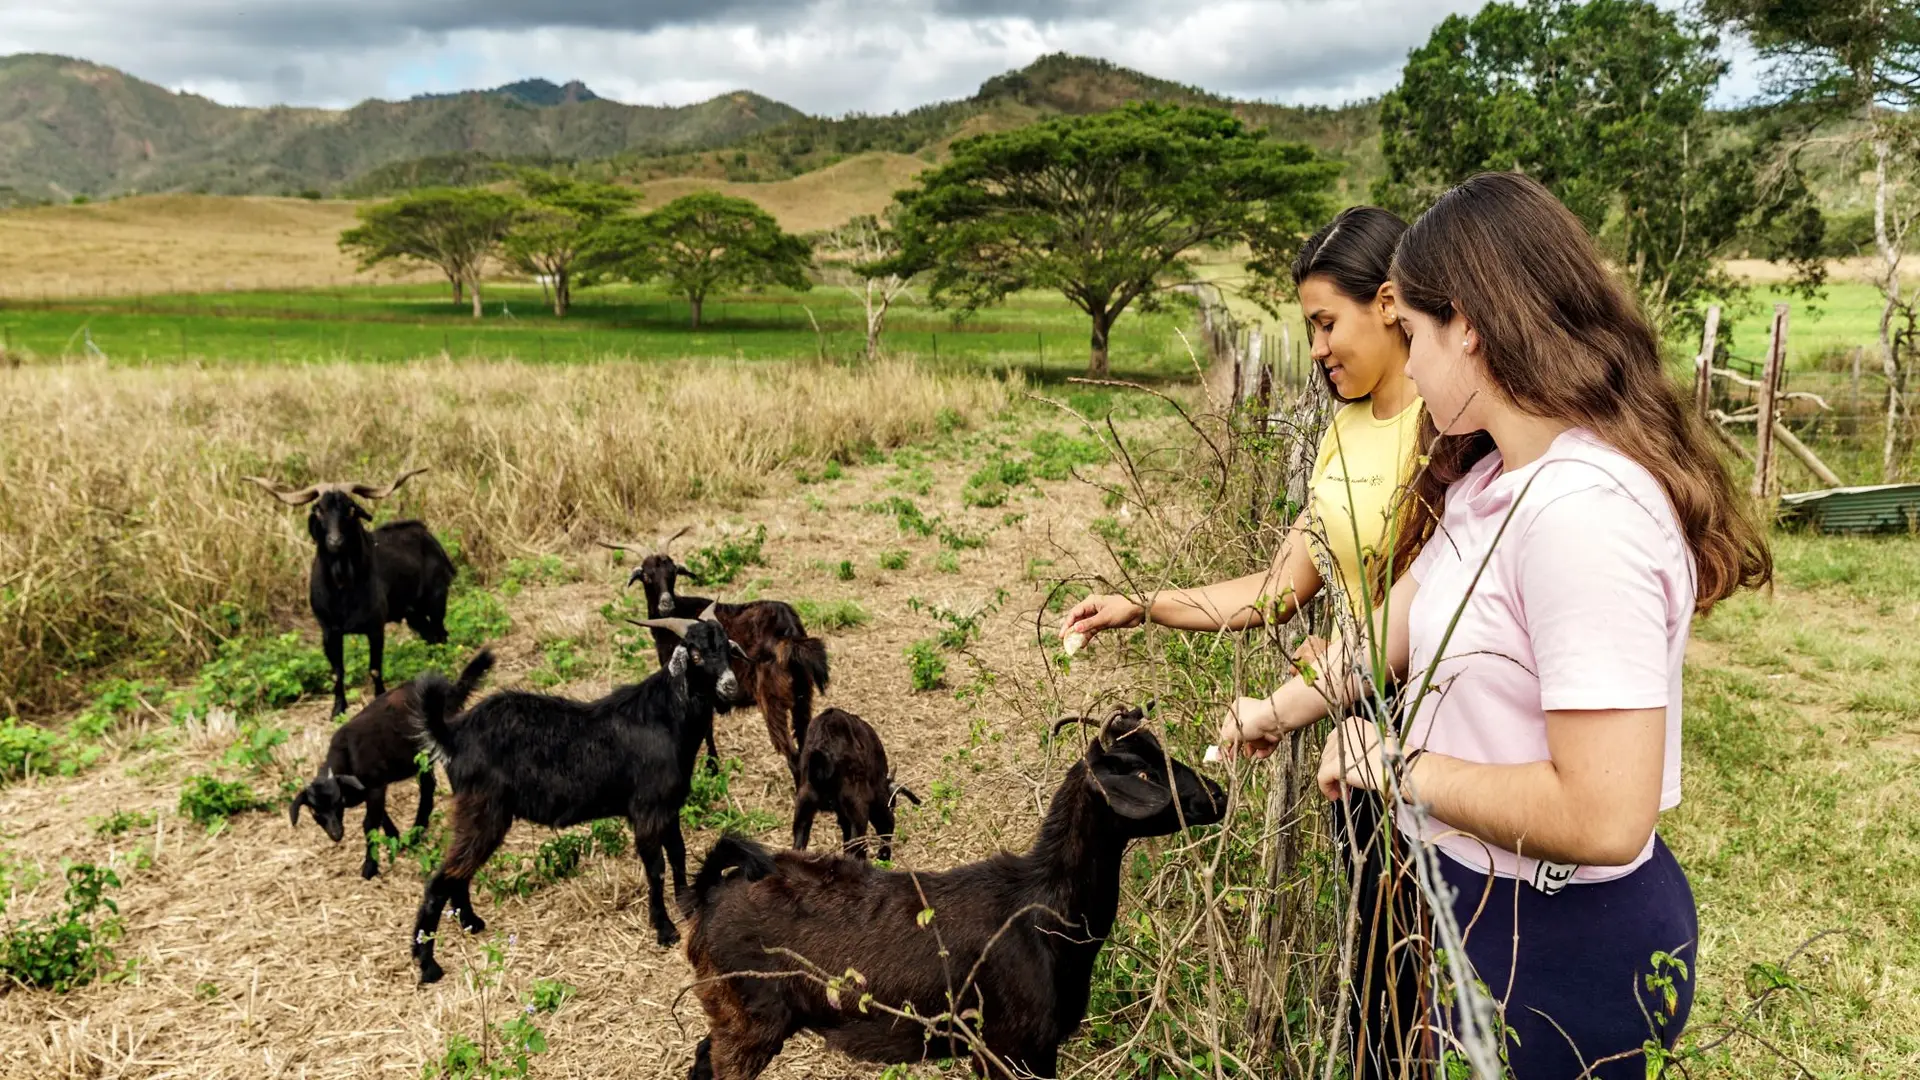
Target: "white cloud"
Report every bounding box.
[0,0,1482,113]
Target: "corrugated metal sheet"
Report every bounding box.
[1778,483,1920,535]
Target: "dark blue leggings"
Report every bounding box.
[1438,836,1698,1079]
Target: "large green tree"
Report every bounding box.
[885,102,1338,377]
[503,170,637,317]
[583,192,811,328]
[338,187,523,318]
[1376,0,1826,332]
[1701,0,1920,477]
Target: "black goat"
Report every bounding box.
[289,650,494,879]
[246,468,454,717]
[791,707,919,861]
[619,541,828,780]
[681,706,1226,1079]
[408,615,743,984]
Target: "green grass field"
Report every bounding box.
[0,280,1199,379]
[1720,282,1891,371]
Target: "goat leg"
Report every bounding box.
[791,792,818,851]
[323,629,348,718]
[871,802,896,863]
[635,838,680,946]
[368,626,387,698]
[664,822,689,894]
[411,873,454,984]
[412,770,436,833]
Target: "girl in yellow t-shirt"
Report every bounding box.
[1059,205,1423,1080]
[1061,205,1422,653]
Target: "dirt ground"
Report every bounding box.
[0,427,1140,1079]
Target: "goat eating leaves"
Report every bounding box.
[681,705,1225,1079]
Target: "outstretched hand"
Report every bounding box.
[1058,593,1145,643]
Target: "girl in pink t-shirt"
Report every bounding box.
[1220,172,1771,1078]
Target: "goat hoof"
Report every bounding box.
[361,861,380,880]
[655,923,681,947]
[418,957,445,985]
[459,913,487,935]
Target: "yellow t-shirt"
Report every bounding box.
[1308,398,1424,617]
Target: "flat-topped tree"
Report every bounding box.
[338,187,523,318]
[503,170,637,317]
[885,102,1338,377]
[583,191,812,329]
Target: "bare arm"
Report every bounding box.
[1216,571,1417,755]
[1062,510,1324,638]
[1322,706,1665,867]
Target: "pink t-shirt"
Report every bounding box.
[1398,428,1695,886]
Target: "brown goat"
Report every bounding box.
[680,707,1226,1079]
[623,548,829,780]
[791,707,920,861]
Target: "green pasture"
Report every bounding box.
[0,281,1199,379]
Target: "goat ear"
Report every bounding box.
[669,645,690,678]
[888,782,922,808]
[338,775,365,793]
[728,640,749,660]
[289,790,310,826]
[1087,758,1173,820]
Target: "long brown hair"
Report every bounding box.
[1384,172,1769,613]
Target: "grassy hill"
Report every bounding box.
[0,54,802,201]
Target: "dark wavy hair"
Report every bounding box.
[1291,206,1409,403]
[1384,172,1770,613]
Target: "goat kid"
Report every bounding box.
[408,615,742,984]
[681,706,1225,1079]
[625,547,828,780]
[290,650,493,879]
[246,468,454,717]
[791,707,919,861]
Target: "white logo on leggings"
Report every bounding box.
[1529,860,1578,895]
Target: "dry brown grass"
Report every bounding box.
[635,151,928,234]
[0,357,1010,716]
[0,195,439,297]
[0,407,1129,1080]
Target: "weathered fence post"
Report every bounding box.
[1694,305,1721,419]
[1240,326,1265,408]
[1752,303,1788,502]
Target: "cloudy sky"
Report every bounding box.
[0,0,1760,115]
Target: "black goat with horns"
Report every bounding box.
[244,468,453,717]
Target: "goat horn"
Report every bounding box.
[697,602,722,624]
[627,616,697,638]
[660,525,693,553]
[243,476,323,506]
[1050,715,1101,739]
[349,467,430,500]
[624,566,646,589]
[596,539,645,553]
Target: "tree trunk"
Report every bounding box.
[1873,135,1904,482]
[689,293,704,330]
[1088,310,1112,378]
[554,269,570,318]
[451,276,464,305]
[470,276,483,319]
[867,287,889,362]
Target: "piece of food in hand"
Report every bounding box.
[1203,744,1224,763]
[1062,630,1088,657]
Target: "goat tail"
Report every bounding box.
[787,636,830,693]
[446,649,496,715]
[413,672,460,764]
[684,833,776,917]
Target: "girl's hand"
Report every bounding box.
[1317,717,1399,799]
[1059,594,1145,642]
[1292,635,1331,671]
[1217,696,1283,760]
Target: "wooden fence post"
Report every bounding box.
[1694,305,1721,419]
[1241,325,1265,408]
[1752,303,1788,501]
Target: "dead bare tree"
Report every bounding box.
[819,214,915,361]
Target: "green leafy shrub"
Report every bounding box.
[905,640,947,692]
[793,599,870,631]
[528,978,576,1013]
[962,458,1031,508]
[863,497,935,537]
[0,863,122,992]
[1,716,97,784]
[178,775,266,827]
[90,809,155,837]
[681,757,779,833]
[681,526,769,585]
[878,550,910,571]
[528,638,587,690]
[223,724,288,772]
[834,559,856,581]
[73,678,162,739]
[1027,430,1106,480]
